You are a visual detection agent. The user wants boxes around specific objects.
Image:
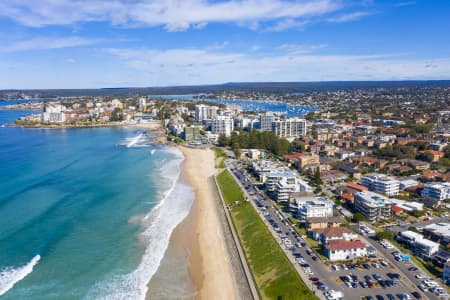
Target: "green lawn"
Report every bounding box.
[212,147,226,168]
[217,170,317,300]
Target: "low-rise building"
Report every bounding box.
[354,191,393,222]
[290,196,333,219]
[306,216,345,230]
[325,239,367,261]
[421,182,450,203]
[422,223,450,246]
[311,227,357,244]
[397,230,440,258]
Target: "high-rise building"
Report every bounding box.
[271,118,307,138]
[41,104,66,123]
[259,112,274,131]
[195,104,218,122]
[211,115,234,137]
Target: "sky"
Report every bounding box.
[0,0,450,89]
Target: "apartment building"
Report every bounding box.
[360,173,400,196]
[397,230,440,258]
[421,182,450,202]
[259,112,275,131]
[271,118,307,138]
[41,104,66,123]
[194,104,218,122]
[211,115,234,137]
[290,196,333,219]
[354,191,393,222]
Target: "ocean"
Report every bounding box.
[0,107,195,299]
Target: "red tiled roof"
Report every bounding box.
[341,193,354,202]
[283,153,304,160]
[392,205,404,214]
[346,182,368,192]
[326,239,366,251]
[321,227,352,238]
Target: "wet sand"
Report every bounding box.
[147,147,237,300]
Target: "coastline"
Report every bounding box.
[147,146,238,300]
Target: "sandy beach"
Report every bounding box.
[147,146,238,300]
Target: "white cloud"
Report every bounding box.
[0,0,341,31]
[277,43,327,53]
[66,58,77,64]
[105,46,450,86]
[265,19,308,32]
[327,11,373,23]
[2,37,98,52]
[394,1,416,7]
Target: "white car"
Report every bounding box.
[415,273,426,279]
[417,284,427,292]
[332,265,340,271]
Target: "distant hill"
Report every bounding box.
[2,80,450,98]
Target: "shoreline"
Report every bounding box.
[147,146,238,300]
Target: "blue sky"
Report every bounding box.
[0,0,449,89]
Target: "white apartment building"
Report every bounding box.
[211,115,234,137]
[360,173,400,196]
[291,196,333,219]
[259,112,275,131]
[41,104,66,123]
[266,172,312,202]
[421,182,450,201]
[397,230,440,258]
[271,118,307,138]
[354,191,393,222]
[195,104,218,122]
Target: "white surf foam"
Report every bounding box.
[120,133,151,148]
[85,147,194,300]
[0,255,41,296]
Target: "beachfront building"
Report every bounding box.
[271,118,307,138]
[211,115,234,137]
[184,126,202,141]
[421,182,450,202]
[311,227,358,244]
[423,223,450,246]
[397,231,440,258]
[259,112,275,131]
[41,104,66,123]
[324,239,367,261]
[360,173,400,196]
[195,104,218,122]
[291,196,333,219]
[267,172,312,202]
[354,191,393,222]
[306,216,345,230]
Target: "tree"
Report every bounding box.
[111,107,124,121]
[377,229,395,241]
[218,134,230,147]
[314,167,322,185]
[353,213,367,222]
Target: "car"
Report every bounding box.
[386,294,395,300]
[363,263,371,269]
[351,282,357,288]
[373,273,382,281]
[364,275,372,281]
[376,295,384,300]
[332,264,340,271]
[310,277,319,282]
[408,266,418,272]
[366,296,374,300]
[387,273,400,279]
[367,281,374,288]
[312,256,318,261]
[411,291,421,299]
[415,273,425,279]
[380,260,389,267]
[341,264,348,270]
[417,284,427,292]
[360,281,368,288]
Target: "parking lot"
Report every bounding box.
[329,260,426,300]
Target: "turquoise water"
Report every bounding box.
[0,109,193,299]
